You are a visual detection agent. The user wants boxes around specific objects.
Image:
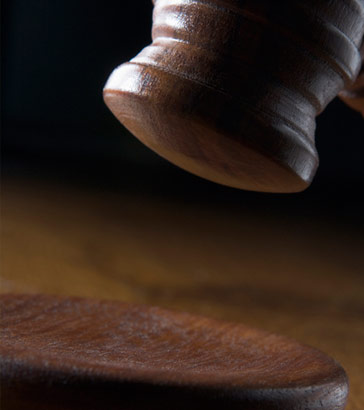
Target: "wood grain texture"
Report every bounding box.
[1,177,364,408]
[0,293,348,410]
[104,0,364,193]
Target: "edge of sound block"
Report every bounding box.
[1,294,348,410]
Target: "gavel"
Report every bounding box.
[2,2,363,410]
[104,0,364,193]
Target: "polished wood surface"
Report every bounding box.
[1,177,364,409]
[0,293,348,410]
[104,0,364,193]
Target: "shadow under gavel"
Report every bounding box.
[2,1,364,409]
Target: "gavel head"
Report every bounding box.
[104,0,364,193]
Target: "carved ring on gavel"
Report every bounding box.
[104,0,364,193]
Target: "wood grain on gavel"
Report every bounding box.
[1,294,348,410]
[104,0,364,193]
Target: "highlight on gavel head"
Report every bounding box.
[104,0,364,193]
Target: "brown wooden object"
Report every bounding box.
[1,294,348,410]
[104,0,364,193]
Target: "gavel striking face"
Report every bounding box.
[104,0,364,193]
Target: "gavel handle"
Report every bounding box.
[339,41,364,117]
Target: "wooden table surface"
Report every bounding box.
[1,176,363,409]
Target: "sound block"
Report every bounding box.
[0,294,348,409]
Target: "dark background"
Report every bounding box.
[2,0,364,222]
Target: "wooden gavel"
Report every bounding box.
[104,0,364,193]
[2,2,364,410]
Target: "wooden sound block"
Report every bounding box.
[1,294,348,410]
